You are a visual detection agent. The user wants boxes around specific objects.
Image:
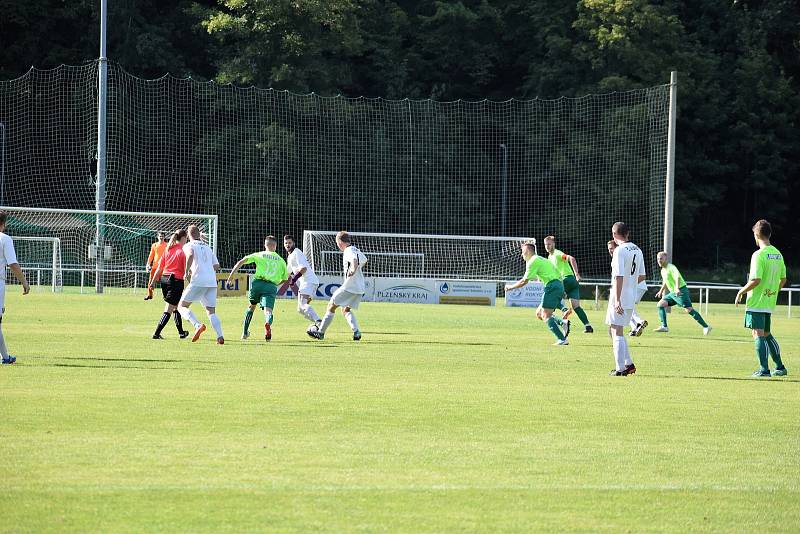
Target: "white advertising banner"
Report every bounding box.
[276,275,376,301]
[504,281,544,307]
[435,280,496,306]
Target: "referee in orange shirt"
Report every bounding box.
[144,232,167,300]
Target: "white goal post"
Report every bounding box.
[1,206,218,290]
[303,230,537,281]
[9,236,63,292]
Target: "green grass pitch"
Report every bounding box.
[1,292,799,532]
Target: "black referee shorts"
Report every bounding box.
[160,274,185,306]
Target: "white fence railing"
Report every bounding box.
[585,282,798,318]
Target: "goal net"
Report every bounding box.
[7,236,62,292]
[1,207,217,289]
[0,63,670,279]
[304,231,536,281]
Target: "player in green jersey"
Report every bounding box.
[228,235,288,341]
[654,252,711,335]
[735,220,788,377]
[543,236,593,333]
[505,242,570,346]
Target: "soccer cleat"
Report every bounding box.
[773,367,788,377]
[1,355,16,365]
[241,332,249,340]
[143,295,153,301]
[609,369,627,376]
[628,330,637,337]
[191,324,206,342]
[264,323,272,341]
[553,339,569,346]
[751,369,771,378]
[308,329,324,340]
[654,326,669,333]
[635,320,648,337]
[625,363,637,375]
[179,330,190,339]
[584,324,593,334]
[703,325,713,336]
[562,308,573,321]
[152,334,164,340]
[353,330,362,341]
[563,320,571,338]
[217,337,225,345]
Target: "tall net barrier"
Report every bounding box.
[0,207,216,289]
[304,231,536,281]
[6,236,62,291]
[0,62,669,280]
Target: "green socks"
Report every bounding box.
[755,337,769,372]
[689,309,708,328]
[574,306,590,326]
[766,334,784,369]
[547,317,566,341]
[658,306,668,327]
[243,308,254,335]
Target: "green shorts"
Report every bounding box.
[249,279,278,309]
[664,286,692,308]
[562,275,581,301]
[744,311,771,331]
[541,280,565,310]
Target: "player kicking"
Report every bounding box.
[0,210,30,365]
[144,232,167,300]
[607,240,648,336]
[307,231,367,341]
[505,242,570,346]
[543,236,593,333]
[227,236,288,341]
[284,234,321,329]
[149,229,190,339]
[735,220,788,378]
[177,225,224,344]
[607,222,645,376]
[654,252,711,335]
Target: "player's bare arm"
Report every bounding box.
[9,263,29,295]
[735,278,761,306]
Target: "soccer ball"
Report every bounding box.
[306,324,319,334]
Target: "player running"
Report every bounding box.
[543,236,593,333]
[0,210,30,365]
[505,242,570,346]
[735,220,788,378]
[307,231,367,341]
[284,234,321,329]
[654,252,711,335]
[607,222,645,376]
[607,240,648,336]
[149,229,190,339]
[177,225,224,344]
[144,232,167,301]
[228,236,288,341]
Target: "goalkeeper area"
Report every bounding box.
[3,293,799,531]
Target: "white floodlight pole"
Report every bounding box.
[664,71,677,262]
[96,0,108,293]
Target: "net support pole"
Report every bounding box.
[663,71,677,261]
[0,122,5,205]
[500,144,508,236]
[95,0,108,293]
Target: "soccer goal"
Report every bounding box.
[8,236,63,292]
[303,230,536,281]
[1,207,218,290]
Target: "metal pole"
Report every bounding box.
[0,122,5,205]
[95,0,108,293]
[500,144,508,236]
[664,71,678,261]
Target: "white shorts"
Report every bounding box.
[180,284,217,308]
[297,282,318,298]
[636,285,647,304]
[605,303,633,327]
[330,287,363,309]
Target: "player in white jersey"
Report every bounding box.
[283,234,322,328]
[606,222,646,376]
[178,225,224,344]
[308,231,368,341]
[607,240,648,336]
[0,211,30,365]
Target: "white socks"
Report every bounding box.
[179,306,202,328]
[319,312,335,333]
[344,311,360,333]
[297,297,321,323]
[0,319,8,358]
[209,313,223,338]
[612,335,629,371]
[630,309,643,327]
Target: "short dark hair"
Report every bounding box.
[612,222,629,237]
[0,210,6,226]
[544,235,555,242]
[752,219,771,239]
[521,242,536,253]
[336,231,351,244]
[283,234,295,242]
[265,235,277,246]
